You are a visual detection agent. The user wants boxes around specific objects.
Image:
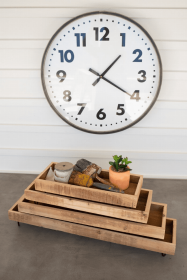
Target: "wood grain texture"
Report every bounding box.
[24,187,152,223]
[1,125,187,153]
[0,70,187,102]
[0,8,187,18]
[1,0,186,8]
[35,178,138,207]
[18,199,166,239]
[8,194,25,212]
[0,46,186,72]
[172,219,177,246]
[35,164,143,208]
[8,209,176,255]
[0,2,186,179]
[0,18,186,40]
[1,40,186,50]
[1,99,187,129]
[1,149,187,179]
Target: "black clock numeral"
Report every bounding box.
[130,90,141,102]
[116,104,125,115]
[56,70,66,82]
[77,103,87,115]
[138,70,146,82]
[63,90,72,102]
[74,33,86,47]
[96,108,106,120]
[133,49,142,62]
[93,27,99,41]
[100,27,109,41]
[93,27,109,41]
[120,33,126,47]
[58,50,74,63]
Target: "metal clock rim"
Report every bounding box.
[41,10,162,135]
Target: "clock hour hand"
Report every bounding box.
[89,68,100,76]
[92,78,101,86]
[89,68,101,86]
[102,77,131,97]
[92,55,121,86]
[89,68,131,97]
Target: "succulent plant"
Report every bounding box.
[109,155,132,172]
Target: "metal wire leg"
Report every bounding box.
[17,222,20,226]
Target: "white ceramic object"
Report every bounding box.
[54,162,73,183]
[46,167,55,181]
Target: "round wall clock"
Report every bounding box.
[41,11,162,134]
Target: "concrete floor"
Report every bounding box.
[0,173,187,280]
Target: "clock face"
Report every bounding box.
[41,11,162,134]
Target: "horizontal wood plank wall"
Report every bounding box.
[1,0,187,8]
[0,1,186,178]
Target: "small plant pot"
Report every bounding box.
[109,166,130,190]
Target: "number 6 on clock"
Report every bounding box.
[41,11,162,134]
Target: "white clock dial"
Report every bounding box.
[41,11,162,134]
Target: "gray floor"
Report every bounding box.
[0,173,187,280]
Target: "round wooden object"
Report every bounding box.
[54,162,74,183]
[55,162,73,172]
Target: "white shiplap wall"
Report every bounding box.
[0,0,187,178]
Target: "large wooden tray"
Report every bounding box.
[35,162,143,208]
[25,182,152,223]
[18,197,167,239]
[8,195,176,255]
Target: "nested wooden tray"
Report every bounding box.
[8,195,176,255]
[25,182,152,223]
[35,162,143,208]
[18,197,167,239]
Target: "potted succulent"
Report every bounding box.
[109,155,132,190]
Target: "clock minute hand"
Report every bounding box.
[89,68,131,97]
[102,77,131,97]
[101,55,121,77]
[92,55,121,86]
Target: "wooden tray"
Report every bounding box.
[18,197,167,239]
[8,195,176,255]
[25,182,152,223]
[35,162,143,208]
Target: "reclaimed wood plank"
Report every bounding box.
[1,0,186,8]
[35,163,143,208]
[18,199,167,239]
[8,208,176,255]
[25,185,152,223]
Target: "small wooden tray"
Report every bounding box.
[35,162,143,208]
[8,195,176,255]
[24,182,152,223]
[18,198,167,239]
